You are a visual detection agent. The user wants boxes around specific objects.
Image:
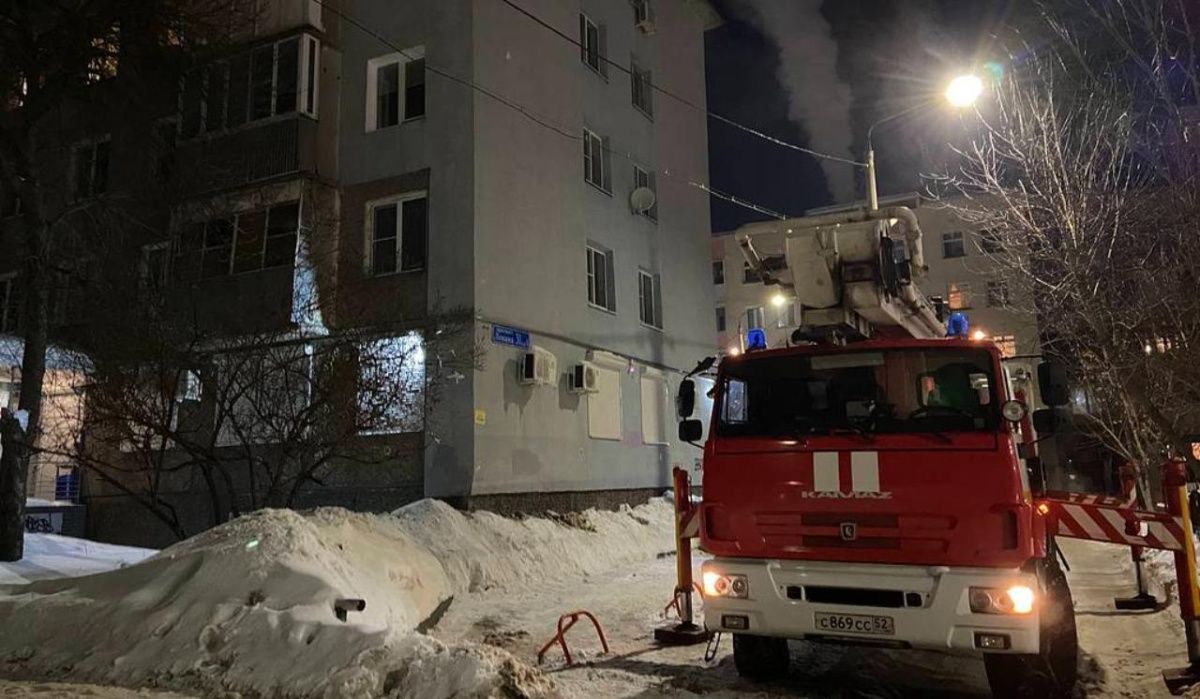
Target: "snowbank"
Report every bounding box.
[0,498,672,698]
[0,533,154,585]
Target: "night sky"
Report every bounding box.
[705,0,1018,231]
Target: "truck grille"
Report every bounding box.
[754,511,955,552]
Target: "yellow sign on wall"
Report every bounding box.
[474,409,486,426]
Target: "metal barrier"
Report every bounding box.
[536,610,609,666]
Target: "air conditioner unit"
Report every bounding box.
[568,362,601,394]
[518,346,557,387]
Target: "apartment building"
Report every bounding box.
[0,0,719,544]
[712,194,1039,364]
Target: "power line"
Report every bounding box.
[496,0,866,168]
[311,0,787,220]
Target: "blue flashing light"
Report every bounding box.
[947,312,970,338]
[746,328,767,351]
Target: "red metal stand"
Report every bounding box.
[662,582,705,619]
[536,610,610,666]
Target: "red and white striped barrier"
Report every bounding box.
[679,505,701,539]
[1042,495,1187,552]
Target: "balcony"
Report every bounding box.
[175,115,319,196]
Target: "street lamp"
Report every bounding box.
[770,292,787,307]
[864,73,983,211]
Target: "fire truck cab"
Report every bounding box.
[680,209,1077,697]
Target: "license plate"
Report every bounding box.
[813,611,895,636]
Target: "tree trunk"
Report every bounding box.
[0,411,28,561]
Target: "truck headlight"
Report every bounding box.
[702,571,749,599]
[969,585,1035,615]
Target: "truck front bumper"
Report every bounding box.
[701,557,1040,654]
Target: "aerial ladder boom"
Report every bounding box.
[735,206,944,341]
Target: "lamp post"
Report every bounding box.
[864,74,984,211]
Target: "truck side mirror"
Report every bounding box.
[677,378,696,418]
[679,419,703,443]
[1032,406,1073,435]
[1037,361,1070,407]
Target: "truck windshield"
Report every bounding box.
[715,348,999,438]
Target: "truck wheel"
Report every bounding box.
[984,559,1078,698]
[732,634,789,680]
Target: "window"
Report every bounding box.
[776,302,797,328]
[986,279,1010,308]
[633,0,653,26]
[187,201,300,279]
[583,128,611,192]
[632,165,657,220]
[743,261,758,284]
[947,282,972,310]
[712,260,725,285]
[716,349,999,438]
[745,306,764,330]
[631,62,653,117]
[366,47,425,131]
[367,192,428,276]
[87,24,120,83]
[638,270,662,329]
[140,243,171,295]
[580,14,605,75]
[0,274,20,334]
[73,138,110,198]
[641,371,667,445]
[942,231,966,259]
[586,244,616,312]
[992,334,1017,359]
[358,333,426,434]
[179,35,320,139]
[978,229,1003,254]
[715,306,726,333]
[216,344,314,447]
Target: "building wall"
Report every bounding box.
[464,0,714,497]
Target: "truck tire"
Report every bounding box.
[984,559,1078,698]
[732,634,789,680]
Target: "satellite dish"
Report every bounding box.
[630,186,657,213]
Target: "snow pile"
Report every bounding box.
[393,499,674,593]
[0,498,671,697]
[0,533,154,585]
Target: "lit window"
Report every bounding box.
[992,334,1017,358]
[947,281,972,310]
[87,24,120,83]
[358,333,426,434]
[942,231,966,259]
[367,192,428,276]
[639,270,662,329]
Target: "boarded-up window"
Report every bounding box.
[587,365,621,440]
[641,373,667,445]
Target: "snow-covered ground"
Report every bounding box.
[0,533,154,585]
[0,500,1195,698]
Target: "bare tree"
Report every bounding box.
[940,0,1200,489]
[0,0,258,558]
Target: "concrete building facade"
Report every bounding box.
[0,0,719,544]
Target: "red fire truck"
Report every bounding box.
[676,209,1077,697]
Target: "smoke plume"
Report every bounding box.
[741,0,856,203]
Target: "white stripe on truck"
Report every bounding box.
[814,452,839,492]
[851,451,880,493]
